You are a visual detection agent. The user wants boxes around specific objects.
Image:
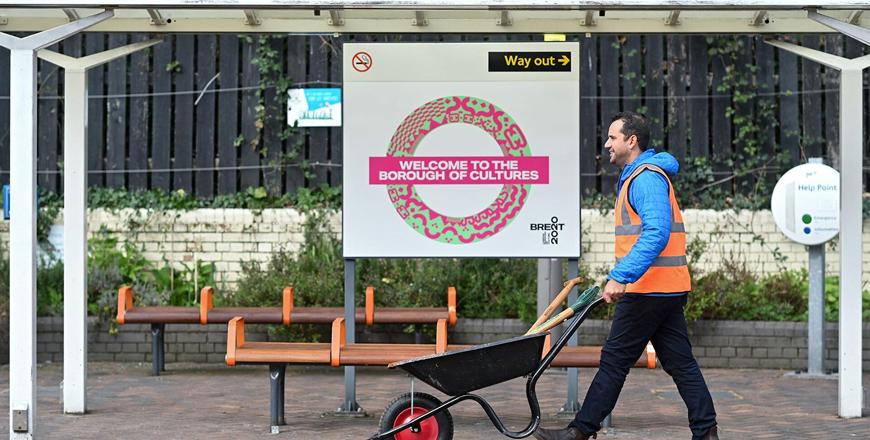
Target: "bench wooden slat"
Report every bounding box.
[123,307,200,324]
[237,342,332,364]
[207,307,283,324]
[227,317,655,369]
[120,285,456,326]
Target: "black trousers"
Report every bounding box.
[570,294,717,440]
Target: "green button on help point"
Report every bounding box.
[802,214,812,224]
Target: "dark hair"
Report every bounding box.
[610,111,650,149]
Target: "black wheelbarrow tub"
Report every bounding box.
[388,333,548,396]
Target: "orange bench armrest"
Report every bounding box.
[330,317,346,367]
[447,287,457,326]
[646,342,657,369]
[226,317,245,366]
[282,286,294,325]
[365,286,375,326]
[117,286,133,325]
[199,286,214,324]
[436,319,448,353]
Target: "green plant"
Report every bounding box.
[86,229,216,333]
[232,211,342,341]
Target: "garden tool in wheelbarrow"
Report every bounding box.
[370,280,603,440]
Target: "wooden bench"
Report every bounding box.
[225,316,656,433]
[116,285,457,375]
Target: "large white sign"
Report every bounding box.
[343,42,580,257]
[771,162,839,246]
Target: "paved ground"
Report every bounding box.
[0,362,868,439]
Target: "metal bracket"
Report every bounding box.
[63,9,80,22]
[328,10,344,26]
[12,406,28,433]
[147,8,168,26]
[496,10,512,26]
[412,11,428,26]
[847,10,863,25]
[750,10,768,26]
[581,10,596,26]
[243,9,261,26]
[664,10,681,26]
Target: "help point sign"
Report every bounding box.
[343,43,580,257]
[771,162,839,246]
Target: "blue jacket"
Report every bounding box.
[608,149,679,285]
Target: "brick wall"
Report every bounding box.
[0,208,859,290]
[14,317,870,371]
[581,209,851,280]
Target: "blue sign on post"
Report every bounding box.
[3,185,9,220]
[286,88,342,127]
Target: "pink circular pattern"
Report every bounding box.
[386,96,531,244]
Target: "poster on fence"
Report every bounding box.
[343,42,580,257]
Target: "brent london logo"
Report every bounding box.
[369,96,550,244]
[531,216,565,245]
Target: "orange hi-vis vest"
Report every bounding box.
[614,163,692,294]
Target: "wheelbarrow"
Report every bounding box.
[370,282,604,440]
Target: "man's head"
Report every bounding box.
[605,111,650,167]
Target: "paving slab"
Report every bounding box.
[0,363,868,439]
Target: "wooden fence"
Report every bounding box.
[0,33,868,197]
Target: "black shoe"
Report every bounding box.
[698,426,719,440]
[532,426,596,440]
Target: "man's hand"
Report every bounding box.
[602,279,627,304]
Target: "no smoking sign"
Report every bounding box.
[352,51,372,72]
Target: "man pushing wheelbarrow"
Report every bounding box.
[370,112,718,440]
[534,111,719,440]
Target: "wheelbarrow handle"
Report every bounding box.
[525,276,584,335]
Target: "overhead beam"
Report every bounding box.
[0,1,870,9]
[0,12,856,34]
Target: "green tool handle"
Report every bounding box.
[527,286,600,335]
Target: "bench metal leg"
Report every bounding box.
[150,324,165,376]
[277,364,286,425]
[269,363,286,434]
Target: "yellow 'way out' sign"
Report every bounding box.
[488,51,571,72]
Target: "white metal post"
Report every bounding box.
[7,47,39,440]
[766,35,870,418]
[38,37,161,415]
[63,69,89,413]
[837,67,863,418]
[0,10,114,437]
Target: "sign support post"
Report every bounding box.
[806,157,827,376]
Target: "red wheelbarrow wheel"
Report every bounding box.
[378,392,454,440]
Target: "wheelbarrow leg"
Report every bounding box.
[270,363,286,433]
